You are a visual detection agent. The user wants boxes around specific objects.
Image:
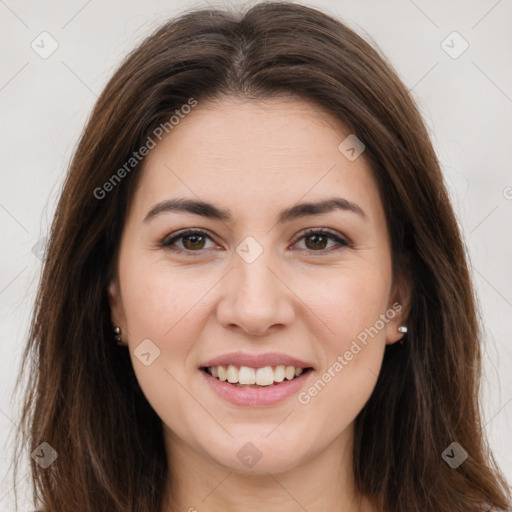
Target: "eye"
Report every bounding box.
[293,228,349,253]
[159,228,350,256]
[160,229,217,254]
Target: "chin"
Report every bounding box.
[204,434,310,475]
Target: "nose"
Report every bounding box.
[216,246,295,336]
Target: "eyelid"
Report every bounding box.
[292,228,350,252]
[159,228,219,251]
[159,227,350,254]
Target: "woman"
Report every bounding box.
[13,2,511,511]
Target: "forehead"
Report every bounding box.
[146,95,353,171]
[128,95,384,226]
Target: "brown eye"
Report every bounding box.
[304,232,329,250]
[160,229,215,254]
[294,229,349,253]
[181,233,206,250]
[160,228,349,256]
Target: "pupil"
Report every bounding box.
[184,235,204,250]
[307,234,326,250]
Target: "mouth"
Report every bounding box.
[199,352,315,406]
[201,364,314,388]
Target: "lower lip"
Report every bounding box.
[200,369,313,407]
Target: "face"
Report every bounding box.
[109,96,408,476]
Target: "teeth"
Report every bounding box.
[218,365,228,382]
[255,366,274,386]
[239,366,256,385]
[206,364,307,385]
[227,365,238,384]
[274,365,285,382]
[285,365,295,380]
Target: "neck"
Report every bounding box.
[160,424,375,512]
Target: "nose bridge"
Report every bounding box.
[237,249,275,297]
[217,234,294,334]
[234,235,279,308]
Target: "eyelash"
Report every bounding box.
[159,228,350,256]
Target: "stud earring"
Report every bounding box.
[398,325,408,345]
[113,326,123,346]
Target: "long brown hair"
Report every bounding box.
[13,2,511,511]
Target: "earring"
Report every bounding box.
[113,326,123,346]
[398,325,407,346]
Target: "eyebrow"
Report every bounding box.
[143,197,367,224]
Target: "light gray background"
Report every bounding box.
[1,0,511,508]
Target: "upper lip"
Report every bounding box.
[201,351,314,369]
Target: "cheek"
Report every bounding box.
[119,251,212,342]
[293,262,390,412]
[117,254,204,405]
[118,259,207,436]
[298,262,391,350]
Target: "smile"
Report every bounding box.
[199,351,315,406]
[203,364,312,387]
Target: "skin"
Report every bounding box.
[109,95,409,512]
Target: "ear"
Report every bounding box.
[385,269,412,345]
[108,276,127,346]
